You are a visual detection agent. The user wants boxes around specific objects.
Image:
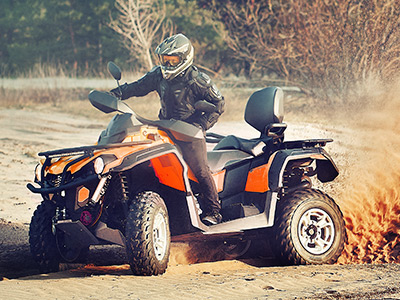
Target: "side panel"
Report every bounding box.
[245,164,270,192]
[188,169,226,193]
[244,153,277,193]
[150,153,186,191]
[218,161,251,198]
[107,142,209,232]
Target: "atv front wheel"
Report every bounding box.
[272,189,346,265]
[29,200,61,273]
[125,191,170,275]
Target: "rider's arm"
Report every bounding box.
[111,66,161,100]
[190,70,225,131]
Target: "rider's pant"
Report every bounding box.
[175,137,221,215]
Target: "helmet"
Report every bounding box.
[155,33,194,80]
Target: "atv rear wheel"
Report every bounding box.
[125,191,170,275]
[29,200,61,273]
[272,189,346,265]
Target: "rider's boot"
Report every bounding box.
[202,210,222,226]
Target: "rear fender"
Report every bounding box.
[315,150,339,182]
[269,148,339,192]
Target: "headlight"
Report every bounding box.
[34,163,42,182]
[94,157,105,175]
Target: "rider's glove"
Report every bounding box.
[110,87,122,98]
[110,83,129,100]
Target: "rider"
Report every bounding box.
[111,33,225,225]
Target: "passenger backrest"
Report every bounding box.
[244,87,284,134]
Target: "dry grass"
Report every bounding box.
[0,76,285,122]
[0,62,321,122]
[1,77,359,127]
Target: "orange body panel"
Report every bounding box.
[45,126,173,175]
[244,163,270,193]
[45,126,224,194]
[121,125,160,143]
[150,153,186,191]
[46,144,151,175]
[310,153,326,160]
[187,168,197,183]
[244,153,277,193]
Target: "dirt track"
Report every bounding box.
[1,106,400,299]
[1,221,400,300]
[1,219,400,300]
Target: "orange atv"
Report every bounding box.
[27,62,346,275]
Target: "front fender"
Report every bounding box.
[111,142,206,231]
[111,143,191,192]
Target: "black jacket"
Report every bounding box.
[117,65,225,131]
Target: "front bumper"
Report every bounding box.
[26,174,99,194]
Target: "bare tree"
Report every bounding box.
[203,0,400,102]
[109,0,173,70]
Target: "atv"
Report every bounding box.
[27,62,346,275]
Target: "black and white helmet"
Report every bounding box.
[155,33,194,80]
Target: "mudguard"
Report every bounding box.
[112,143,191,192]
[268,147,339,192]
[111,143,177,172]
[116,142,207,232]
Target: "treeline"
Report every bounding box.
[1,0,118,75]
[1,0,399,101]
[200,0,400,101]
[0,0,227,77]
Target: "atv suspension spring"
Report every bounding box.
[119,174,130,202]
[282,167,311,197]
[282,169,290,196]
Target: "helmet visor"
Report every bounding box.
[159,55,181,67]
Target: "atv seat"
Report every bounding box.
[213,87,286,155]
[213,135,267,157]
[207,149,252,173]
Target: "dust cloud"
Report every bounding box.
[336,78,400,264]
[169,242,234,266]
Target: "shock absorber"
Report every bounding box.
[282,169,290,197]
[119,174,130,202]
[114,173,130,225]
[91,174,112,203]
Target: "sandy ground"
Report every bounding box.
[1,105,400,300]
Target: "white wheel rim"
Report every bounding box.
[298,208,335,255]
[153,212,168,261]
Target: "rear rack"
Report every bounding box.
[39,140,152,158]
[281,139,333,149]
